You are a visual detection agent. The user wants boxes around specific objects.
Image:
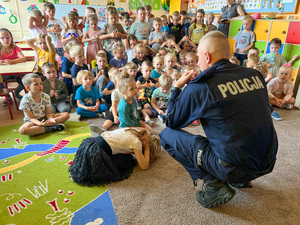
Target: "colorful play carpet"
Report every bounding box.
[0,121,118,225]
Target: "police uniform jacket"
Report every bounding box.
[166,59,278,175]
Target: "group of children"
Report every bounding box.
[228,15,298,120]
[0,3,299,137]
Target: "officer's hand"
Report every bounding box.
[174,70,198,88]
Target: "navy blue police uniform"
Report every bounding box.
[160,59,278,183]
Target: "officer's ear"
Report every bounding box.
[204,52,211,64]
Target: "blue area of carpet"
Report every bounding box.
[71,190,118,225]
[0,144,80,160]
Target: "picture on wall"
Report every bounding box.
[130,0,160,10]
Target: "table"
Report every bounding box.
[23,50,35,61]
[16,43,32,51]
[1,61,37,76]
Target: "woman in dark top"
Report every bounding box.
[218,0,245,37]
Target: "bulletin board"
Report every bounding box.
[196,0,298,14]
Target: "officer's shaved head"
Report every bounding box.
[197,31,231,71]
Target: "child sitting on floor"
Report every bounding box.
[151,53,164,81]
[93,52,109,95]
[141,74,172,124]
[90,71,128,133]
[136,61,159,126]
[267,65,295,110]
[75,70,107,121]
[42,62,71,114]
[19,73,69,136]
[117,77,152,132]
[124,62,138,80]
[102,68,118,106]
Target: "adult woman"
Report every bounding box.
[69,127,161,186]
[218,0,245,37]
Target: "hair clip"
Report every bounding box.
[282,63,292,66]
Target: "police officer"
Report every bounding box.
[159,31,278,208]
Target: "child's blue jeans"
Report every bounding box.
[76,104,108,118]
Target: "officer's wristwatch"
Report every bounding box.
[171,87,181,92]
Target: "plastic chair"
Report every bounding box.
[0,74,19,120]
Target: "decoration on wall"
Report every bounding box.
[107,0,115,6]
[38,0,47,3]
[68,0,72,3]
[53,0,59,3]
[27,5,38,12]
[0,5,6,14]
[120,0,126,2]
[81,0,89,5]
[117,7,124,15]
[130,0,160,10]
[3,0,10,3]
[97,7,107,23]
[9,11,17,24]
[161,0,169,12]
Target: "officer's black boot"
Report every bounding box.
[196,174,236,208]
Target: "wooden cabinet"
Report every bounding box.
[228,38,235,55]
[253,20,271,41]
[286,22,300,45]
[228,20,242,38]
[268,21,289,42]
[228,19,300,98]
[254,41,267,57]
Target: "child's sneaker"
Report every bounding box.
[282,103,293,110]
[70,94,75,108]
[99,112,106,119]
[89,124,106,134]
[48,123,66,132]
[2,98,13,106]
[271,111,282,121]
[78,115,88,121]
[14,93,23,100]
[158,114,166,123]
[192,120,199,126]
[145,120,155,127]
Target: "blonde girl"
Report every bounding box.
[69,127,161,186]
[82,14,102,66]
[267,65,295,110]
[61,13,83,45]
[151,53,164,81]
[206,12,217,32]
[75,70,107,120]
[124,62,138,79]
[189,9,208,45]
[164,53,177,75]
[26,33,56,75]
[27,9,48,38]
[109,42,127,70]
[0,28,26,104]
